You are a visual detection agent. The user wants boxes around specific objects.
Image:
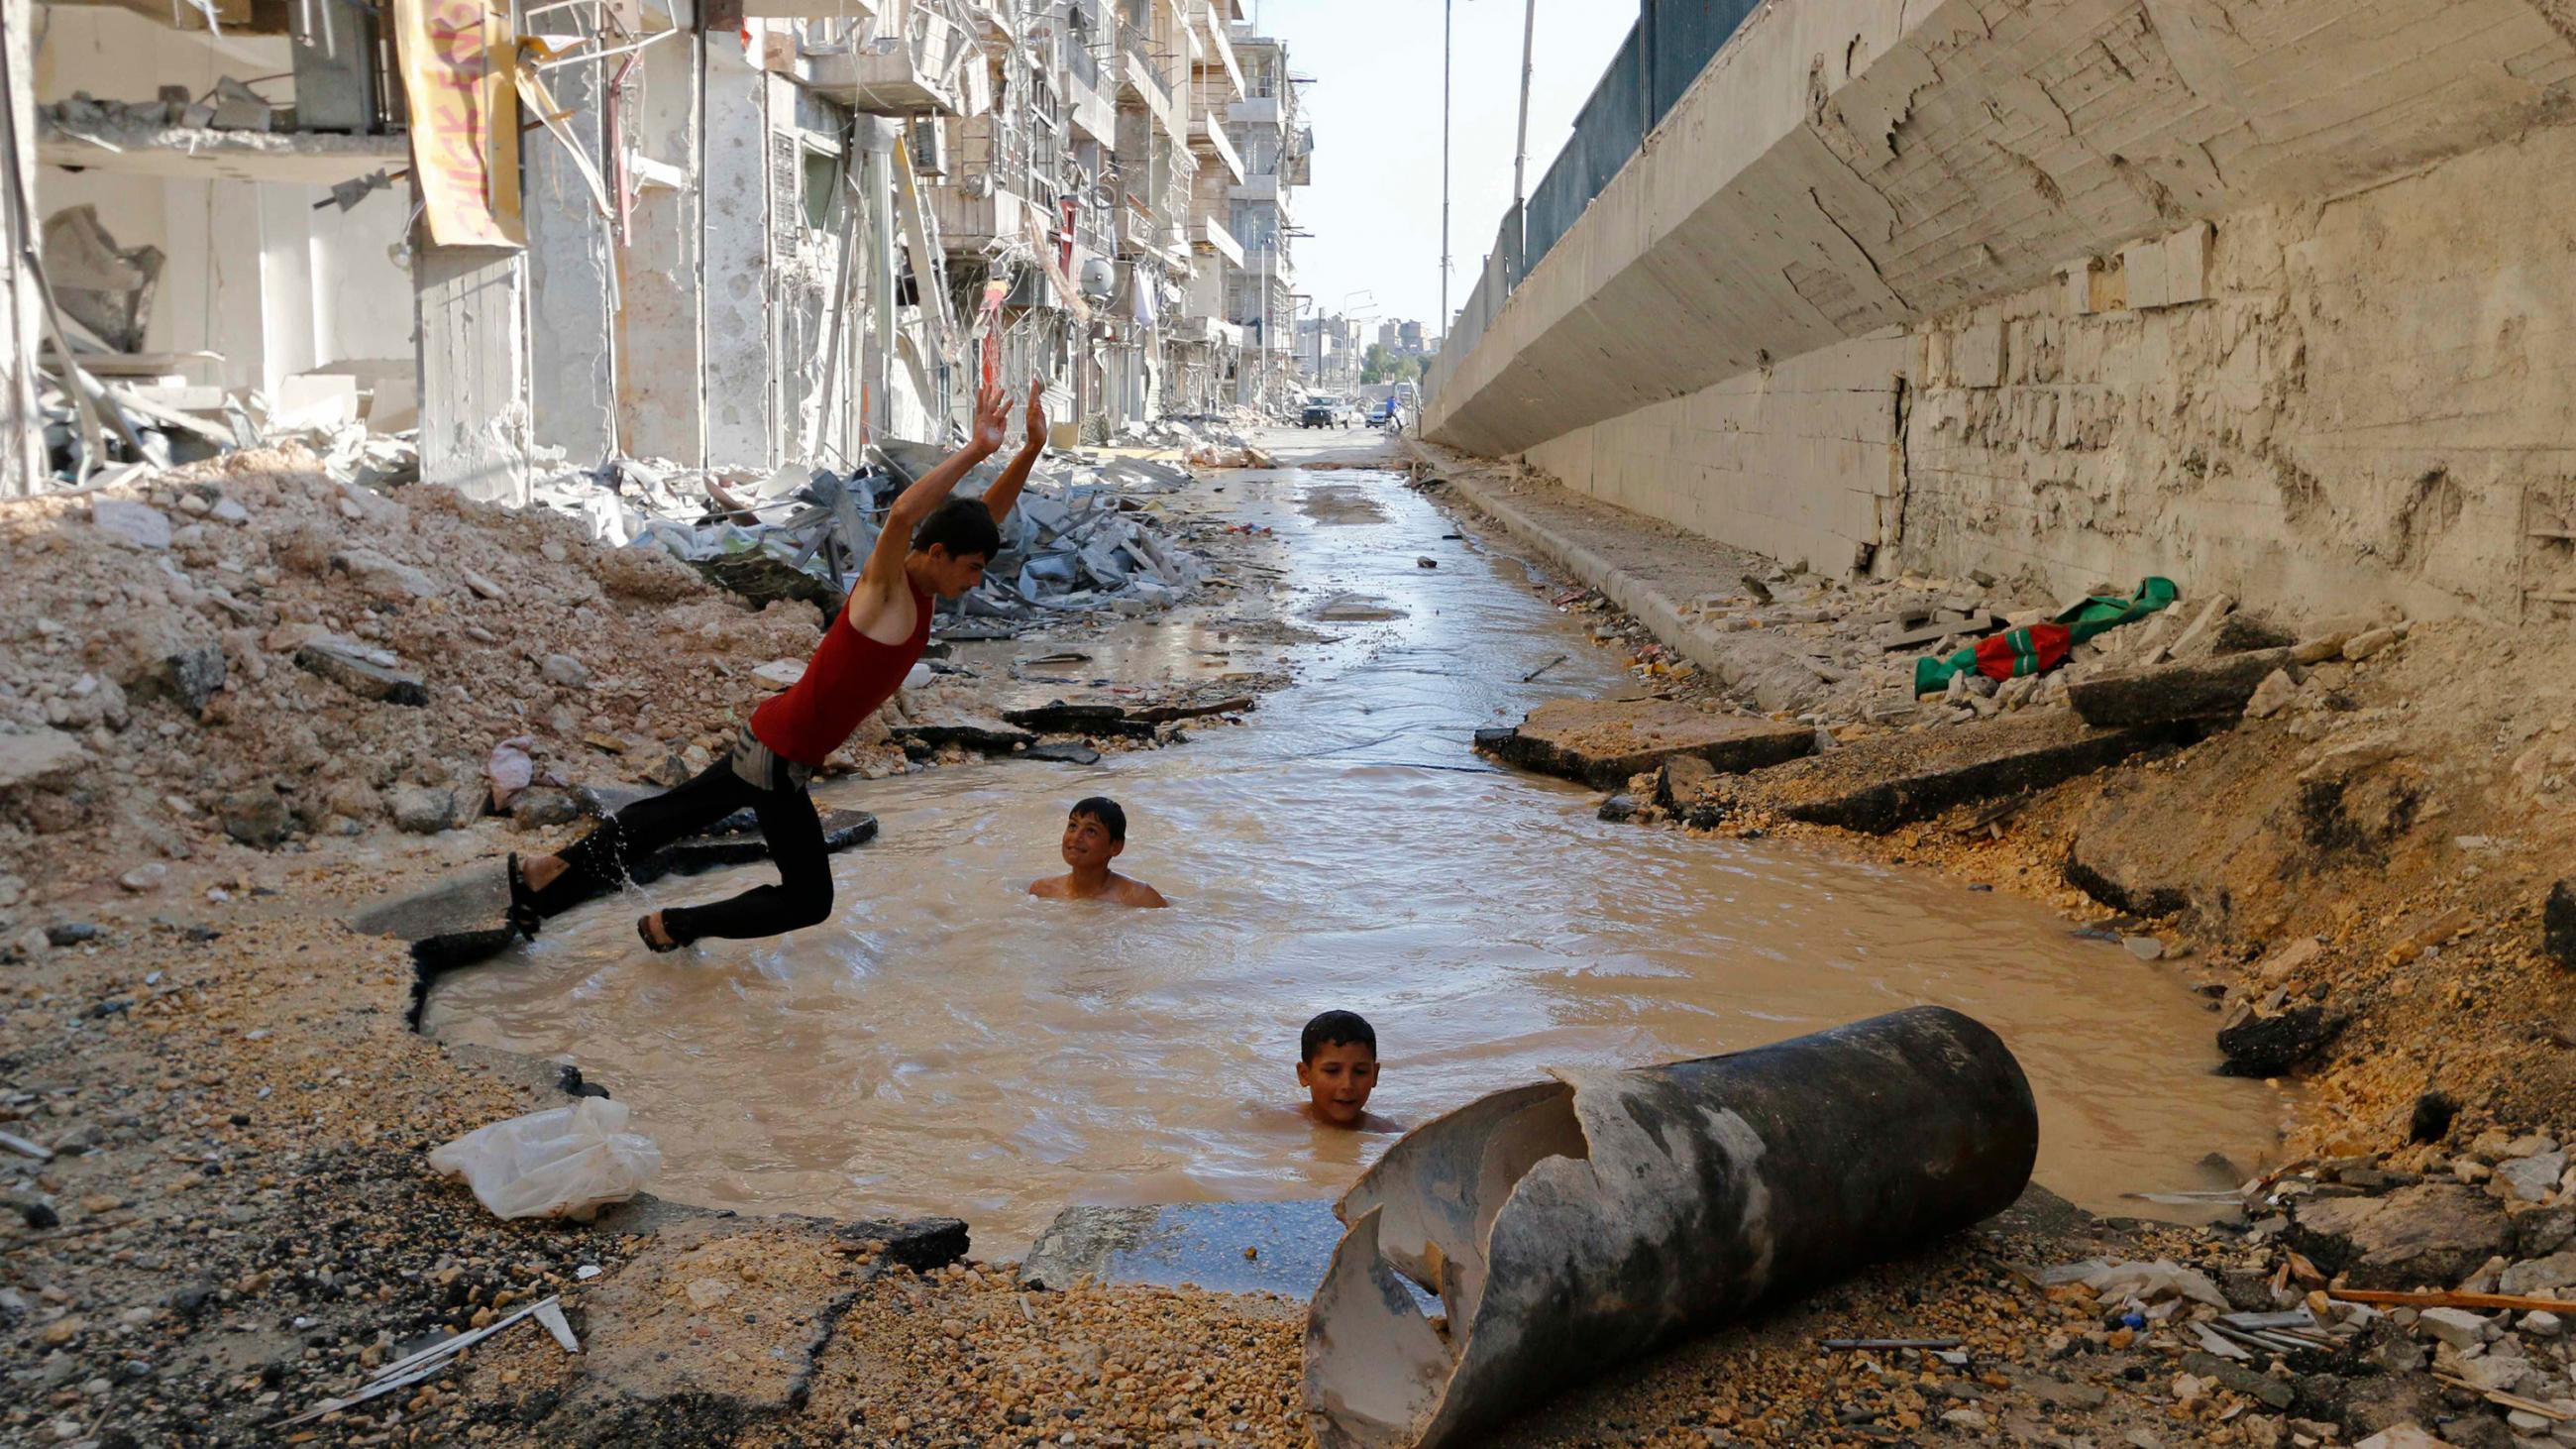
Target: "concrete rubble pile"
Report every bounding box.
[0,446,862,937]
[1561,561,2408,744]
[1986,1120,2576,1449]
[1129,413,1274,470]
[42,75,306,134]
[521,446,1214,636]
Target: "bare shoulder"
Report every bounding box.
[1116,877,1169,909]
[1027,876,1066,899]
[842,573,914,644]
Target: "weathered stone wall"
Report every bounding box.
[1523,333,1910,579]
[1426,0,2576,460]
[1901,120,2576,623]
[1433,0,2576,619]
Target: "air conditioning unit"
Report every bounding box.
[907,116,949,177]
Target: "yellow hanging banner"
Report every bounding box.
[394,0,524,248]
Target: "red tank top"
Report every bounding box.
[749,583,933,767]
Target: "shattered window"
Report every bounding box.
[803,146,844,232]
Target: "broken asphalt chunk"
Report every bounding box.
[1477,698,1814,791]
[1698,713,2183,835]
[293,636,428,707]
[2068,648,2298,727]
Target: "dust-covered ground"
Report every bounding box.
[5,434,2560,1449]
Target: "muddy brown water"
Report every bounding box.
[426,436,2283,1257]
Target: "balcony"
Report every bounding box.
[1119,43,1184,146]
[1189,110,1241,183]
[1193,4,1243,100]
[933,182,1033,253]
[1065,47,1117,144]
[34,114,404,182]
[1229,174,1291,212]
[1227,94,1284,131]
[804,36,968,115]
[1174,317,1242,350]
[1195,215,1243,268]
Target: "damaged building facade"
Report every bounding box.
[0,0,1311,502]
[1425,0,2576,629]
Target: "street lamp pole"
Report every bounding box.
[1513,0,1538,210]
[1440,0,1451,336]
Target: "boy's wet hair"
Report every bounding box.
[1068,796,1127,841]
[1301,1010,1376,1062]
[914,496,1002,561]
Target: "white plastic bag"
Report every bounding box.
[428,1098,662,1222]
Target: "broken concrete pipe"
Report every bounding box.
[1302,1006,2038,1449]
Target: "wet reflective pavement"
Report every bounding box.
[426,431,2282,1256]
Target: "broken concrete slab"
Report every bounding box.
[1878,613,2002,650]
[1129,695,1255,724]
[2067,648,2296,727]
[1000,703,1156,737]
[1653,754,1717,812]
[2290,1184,2510,1290]
[541,1213,964,1441]
[892,722,1039,755]
[1021,1199,1362,1299]
[2216,1005,2346,1077]
[0,728,91,792]
[1001,702,1128,730]
[1476,698,1814,791]
[294,637,428,706]
[2213,613,2297,654]
[1696,713,2182,835]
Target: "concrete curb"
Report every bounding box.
[1400,439,1825,712]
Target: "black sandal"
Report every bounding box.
[504,853,544,939]
[636,914,683,953]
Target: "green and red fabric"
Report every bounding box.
[1912,577,2179,696]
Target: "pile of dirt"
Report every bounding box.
[0,446,876,931]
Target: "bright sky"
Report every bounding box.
[1240,0,1637,341]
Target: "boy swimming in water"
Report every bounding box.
[1298,1010,1398,1132]
[1027,796,1168,908]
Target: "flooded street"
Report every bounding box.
[426,431,2282,1255]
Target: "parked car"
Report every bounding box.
[1301,399,1337,428]
[1368,398,1404,429]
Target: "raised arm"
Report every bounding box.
[859,383,1010,596]
[982,382,1048,527]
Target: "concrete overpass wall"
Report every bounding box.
[1902,122,2576,624]
[1428,0,2576,617]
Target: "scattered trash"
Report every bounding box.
[1520,654,1568,683]
[427,1098,661,1222]
[278,1294,579,1426]
[2041,1258,2229,1310]
[1820,1337,1961,1351]
[1913,578,2180,696]
[0,1131,54,1163]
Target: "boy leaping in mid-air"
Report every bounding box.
[507,382,1047,951]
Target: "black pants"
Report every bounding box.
[535,753,831,945]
